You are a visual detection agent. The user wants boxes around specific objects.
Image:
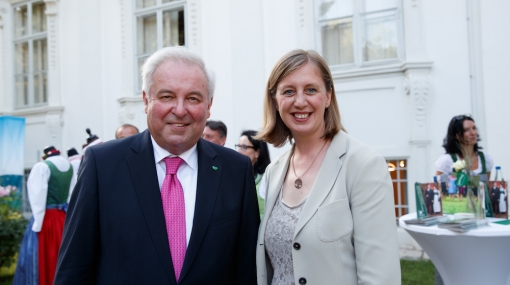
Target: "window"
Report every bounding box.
[13,1,48,109]
[387,159,408,222]
[317,0,403,67]
[134,0,186,91]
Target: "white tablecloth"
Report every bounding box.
[399,213,510,285]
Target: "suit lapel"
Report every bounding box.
[127,131,177,285]
[179,139,221,282]
[293,132,347,239]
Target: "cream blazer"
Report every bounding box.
[256,131,401,285]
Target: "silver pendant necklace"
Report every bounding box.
[291,140,328,189]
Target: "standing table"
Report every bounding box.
[399,213,510,285]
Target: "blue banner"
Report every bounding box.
[0,116,25,210]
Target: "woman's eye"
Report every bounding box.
[283,90,294,96]
[306,88,317,94]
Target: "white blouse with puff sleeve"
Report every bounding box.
[435,152,494,175]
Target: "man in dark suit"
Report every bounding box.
[425,184,434,215]
[491,183,500,214]
[54,47,260,285]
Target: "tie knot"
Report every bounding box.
[164,157,184,175]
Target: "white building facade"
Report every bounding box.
[1,0,509,229]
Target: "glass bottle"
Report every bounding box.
[494,166,504,181]
[493,166,507,217]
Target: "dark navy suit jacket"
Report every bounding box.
[54,130,260,284]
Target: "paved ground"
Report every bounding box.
[398,227,429,260]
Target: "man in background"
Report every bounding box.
[202,120,227,146]
[116,124,140,139]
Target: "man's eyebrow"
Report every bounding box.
[156,89,174,95]
[188,91,205,98]
[154,89,206,98]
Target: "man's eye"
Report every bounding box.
[159,94,172,100]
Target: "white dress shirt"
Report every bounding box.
[68,154,82,202]
[151,136,197,246]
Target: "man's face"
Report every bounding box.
[202,126,226,146]
[116,126,138,139]
[143,60,212,155]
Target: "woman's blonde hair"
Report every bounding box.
[256,49,344,147]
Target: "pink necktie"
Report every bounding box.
[162,157,186,281]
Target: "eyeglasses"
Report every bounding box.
[235,144,255,151]
[452,114,471,122]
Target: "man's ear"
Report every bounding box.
[143,91,149,114]
[207,97,213,119]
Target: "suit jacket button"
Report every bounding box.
[299,277,307,284]
[293,242,301,250]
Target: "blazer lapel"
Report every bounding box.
[258,150,292,241]
[127,130,176,285]
[179,139,221,282]
[293,132,348,239]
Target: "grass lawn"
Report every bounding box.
[401,259,435,285]
[442,196,470,214]
[0,259,436,285]
[0,263,15,285]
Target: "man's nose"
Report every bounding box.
[172,99,187,117]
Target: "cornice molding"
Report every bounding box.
[118,96,143,104]
[331,61,433,80]
[409,139,431,146]
[1,105,64,117]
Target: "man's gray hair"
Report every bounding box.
[141,46,215,99]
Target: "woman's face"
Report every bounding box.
[237,135,259,166]
[461,119,478,146]
[274,62,331,140]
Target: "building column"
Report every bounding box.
[44,0,61,106]
[466,0,487,148]
[402,0,434,212]
[405,67,432,212]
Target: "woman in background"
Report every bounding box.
[435,115,493,208]
[255,49,400,285]
[236,130,271,218]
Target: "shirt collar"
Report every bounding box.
[150,136,198,171]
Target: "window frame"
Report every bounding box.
[315,0,405,70]
[12,0,48,109]
[387,158,408,223]
[133,0,187,93]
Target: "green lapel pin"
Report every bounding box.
[212,166,218,170]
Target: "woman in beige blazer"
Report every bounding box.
[255,50,401,285]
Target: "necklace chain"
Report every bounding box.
[291,140,328,189]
